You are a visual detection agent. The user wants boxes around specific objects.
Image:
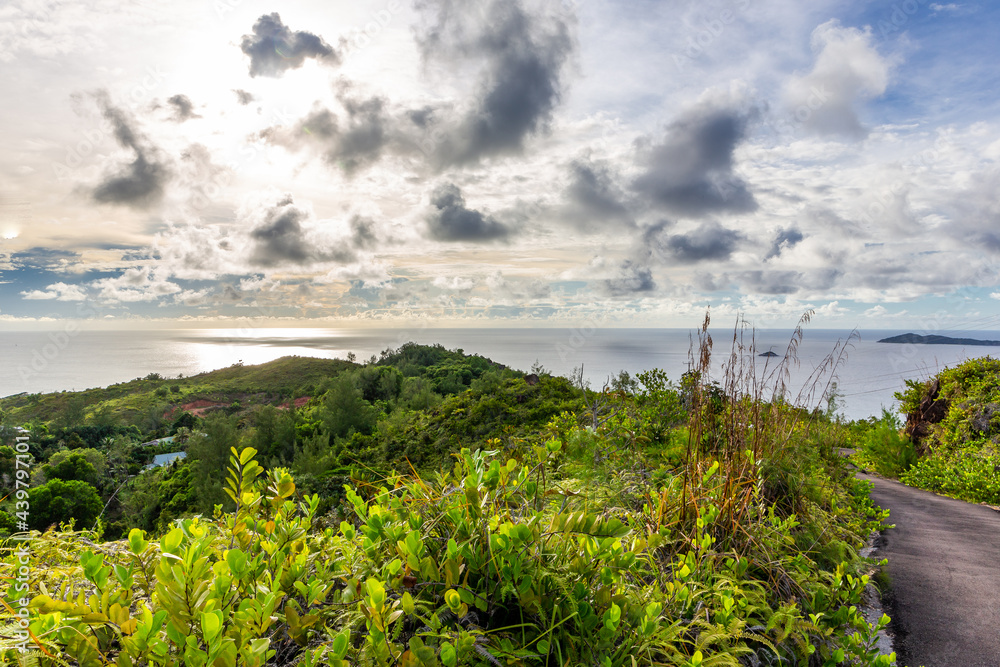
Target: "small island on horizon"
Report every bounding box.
[878,333,1000,346]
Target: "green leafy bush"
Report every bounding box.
[850,410,916,478]
[900,454,1000,504]
[887,357,1000,503]
[27,479,103,531]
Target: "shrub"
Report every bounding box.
[851,410,917,478]
[27,478,103,531]
[900,454,1000,504]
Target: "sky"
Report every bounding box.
[1,0,999,330]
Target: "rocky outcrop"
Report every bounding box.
[904,379,949,455]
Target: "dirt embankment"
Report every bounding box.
[164,395,311,419]
[164,399,230,419]
[903,378,948,455]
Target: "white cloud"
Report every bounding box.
[432,276,476,291]
[20,282,88,301]
[863,305,888,317]
[91,267,181,303]
[784,20,891,139]
[172,288,212,306]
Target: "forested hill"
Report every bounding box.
[0,355,359,427]
[0,343,569,538]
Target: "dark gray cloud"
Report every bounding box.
[426,183,509,242]
[737,268,841,295]
[415,0,574,167]
[166,94,200,122]
[561,158,632,231]
[221,284,244,302]
[233,89,255,106]
[91,92,169,208]
[327,94,389,173]
[944,170,1000,253]
[271,91,390,175]
[765,227,805,260]
[737,270,802,295]
[632,101,758,217]
[121,249,157,262]
[604,260,656,296]
[250,200,310,266]
[248,196,355,267]
[240,13,339,78]
[648,221,746,264]
[350,215,378,249]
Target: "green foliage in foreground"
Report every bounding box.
[1,420,891,667]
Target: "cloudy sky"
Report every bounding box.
[1,0,999,329]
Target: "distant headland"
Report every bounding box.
[877,333,1000,346]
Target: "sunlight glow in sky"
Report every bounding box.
[1,0,999,330]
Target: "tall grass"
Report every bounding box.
[677,310,859,552]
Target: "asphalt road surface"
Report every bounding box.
[860,472,1000,667]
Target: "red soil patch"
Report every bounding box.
[278,396,311,410]
[177,399,230,417]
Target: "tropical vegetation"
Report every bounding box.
[0,318,897,665]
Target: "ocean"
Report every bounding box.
[2,325,999,421]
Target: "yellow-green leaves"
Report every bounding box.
[128,528,149,556]
[160,527,184,555]
[225,548,247,576]
[200,609,223,643]
[366,577,387,611]
[439,641,457,667]
[548,511,631,538]
[331,629,350,660]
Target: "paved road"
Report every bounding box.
[859,472,1000,666]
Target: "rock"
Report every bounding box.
[904,378,948,454]
[524,374,539,386]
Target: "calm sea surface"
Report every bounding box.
[2,327,999,421]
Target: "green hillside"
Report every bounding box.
[0,355,358,428]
